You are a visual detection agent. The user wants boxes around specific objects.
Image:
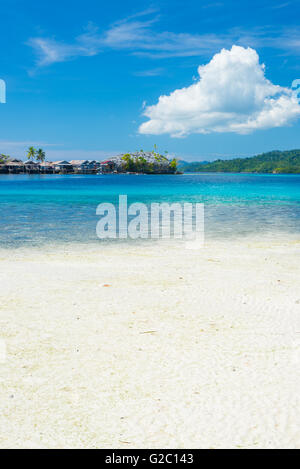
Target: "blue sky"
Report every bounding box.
[1,0,300,161]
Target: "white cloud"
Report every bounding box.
[0,141,119,161]
[28,35,99,67]
[134,68,164,77]
[27,8,300,69]
[28,17,235,67]
[139,46,300,137]
[25,12,278,68]
[101,17,234,58]
[44,149,120,161]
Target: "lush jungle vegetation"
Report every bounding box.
[179,150,300,174]
[121,152,178,173]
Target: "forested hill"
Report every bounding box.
[179,150,300,174]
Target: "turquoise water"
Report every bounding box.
[0,173,300,247]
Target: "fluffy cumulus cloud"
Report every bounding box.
[139,46,300,137]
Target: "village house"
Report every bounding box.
[70,160,89,172]
[39,162,55,174]
[53,161,73,173]
[99,160,116,173]
[89,160,101,171]
[5,159,25,173]
[69,160,93,173]
[24,160,40,173]
[70,160,101,173]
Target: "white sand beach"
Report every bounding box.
[0,237,299,449]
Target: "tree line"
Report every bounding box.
[179,150,300,174]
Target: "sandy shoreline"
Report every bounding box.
[0,237,299,449]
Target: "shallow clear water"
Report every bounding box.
[0,173,300,247]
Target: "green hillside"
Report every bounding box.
[180,150,300,174]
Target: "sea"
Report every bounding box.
[0,173,300,248]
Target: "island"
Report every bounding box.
[0,149,179,175]
[179,150,300,174]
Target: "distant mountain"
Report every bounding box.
[179,150,300,174]
[177,160,209,170]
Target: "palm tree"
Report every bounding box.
[0,154,9,164]
[27,147,36,161]
[36,148,46,162]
